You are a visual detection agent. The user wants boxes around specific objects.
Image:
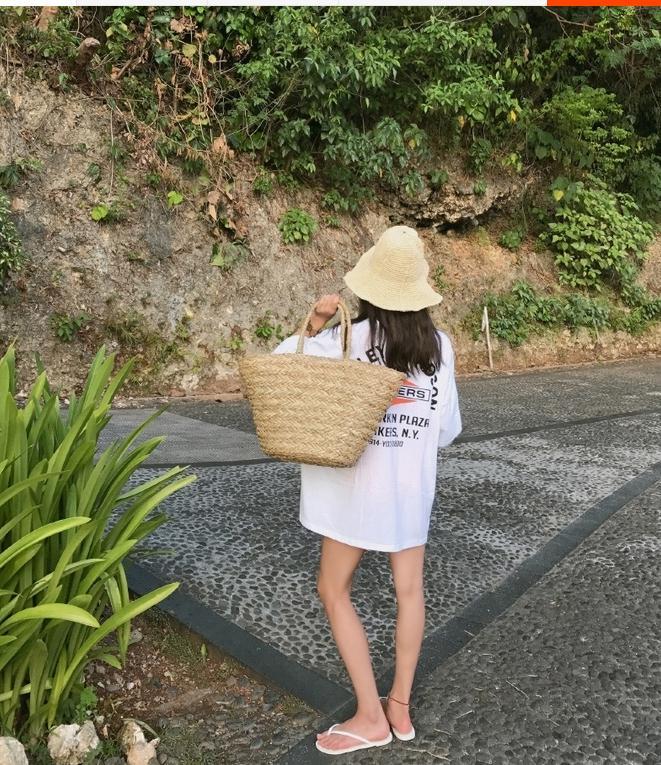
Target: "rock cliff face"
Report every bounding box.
[1,68,659,398]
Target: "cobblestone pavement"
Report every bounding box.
[305,479,661,765]
[103,358,661,764]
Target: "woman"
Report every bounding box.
[273,225,462,755]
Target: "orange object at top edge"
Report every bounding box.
[548,1,660,5]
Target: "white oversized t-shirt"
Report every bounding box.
[273,319,462,552]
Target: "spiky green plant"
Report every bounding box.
[0,343,195,737]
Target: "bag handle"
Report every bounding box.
[296,298,352,360]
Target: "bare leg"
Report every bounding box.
[315,537,390,752]
[385,543,426,733]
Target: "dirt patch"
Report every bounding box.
[87,610,318,764]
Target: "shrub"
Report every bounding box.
[166,190,184,208]
[499,228,523,251]
[50,312,91,342]
[501,151,523,174]
[254,312,285,343]
[531,86,634,184]
[90,203,124,224]
[473,179,487,196]
[276,172,300,191]
[252,171,274,196]
[181,157,206,176]
[323,214,341,228]
[0,157,42,190]
[146,171,162,189]
[0,344,195,737]
[402,170,425,198]
[478,281,540,346]
[209,240,249,272]
[541,182,654,292]
[86,163,102,184]
[321,187,371,215]
[0,192,24,286]
[428,169,449,191]
[101,312,187,391]
[227,327,245,353]
[626,155,661,219]
[467,281,660,347]
[469,138,492,174]
[279,209,317,244]
[432,264,448,293]
[1,7,659,206]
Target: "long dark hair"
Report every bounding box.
[352,298,442,376]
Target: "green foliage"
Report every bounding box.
[432,264,448,293]
[321,191,343,212]
[124,251,147,264]
[468,281,660,347]
[209,241,249,272]
[501,151,523,174]
[323,214,341,228]
[530,86,634,184]
[0,8,522,197]
[90,204,108,222]
[626,155,661,218]
[402,170,424,198]
[276,172,300,191]
[103,311,146,347]
[0,7,659,217]
[146,171,162,189]
[227,327,245,353]
[102,311,186,389]
[50,312,91,342]
[181,157,206,176]
[61,685,97,725]
[541,182,654,292]
[108,139,128,167]
[549,175,580,204]
[254,312,285,343]
[0,192,24,286]
[473,179,487,196]
[469,138,492,174]
[56,72,71,93]
[86,163,101,184]
[252,171,274,196]
[0,157,42,190]
[2,7,659,215]
[0,344,192,736]
[321,187,371,215]
[428,169,449,191]
[472,226,491,247]
[2,7,79,61]
[499,228,523,251]
[279,209,317,244]
[528,8,661,139]
[90,203,124,224]
[0,162,21,189]
[166,190,184,208]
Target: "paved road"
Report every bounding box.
[103,358,661,764]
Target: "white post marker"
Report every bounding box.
[481,305,493,371]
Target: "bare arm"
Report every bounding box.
[306,293,341,336]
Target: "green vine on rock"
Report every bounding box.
[0,192,24,287]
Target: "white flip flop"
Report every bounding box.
[379,695,416,741]
[315,723,393,755]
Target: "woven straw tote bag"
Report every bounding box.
[239,299,405,467]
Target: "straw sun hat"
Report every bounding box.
[343,225,442,312]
